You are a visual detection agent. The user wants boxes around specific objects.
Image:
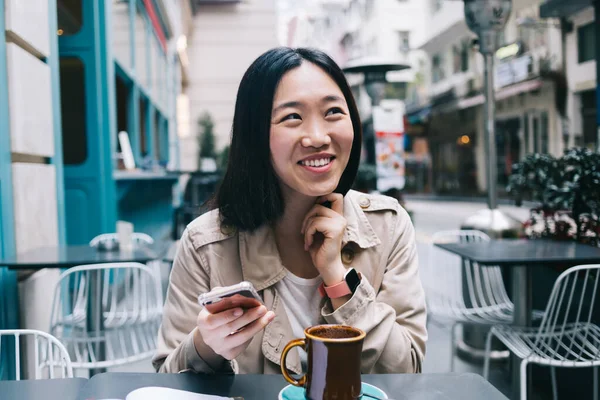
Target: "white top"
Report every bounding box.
[275,271,323,368]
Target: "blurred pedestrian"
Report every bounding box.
[153,47,426,375]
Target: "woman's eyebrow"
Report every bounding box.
[272,95,345,114]
[272,101,302,114]
[321,95,344,104]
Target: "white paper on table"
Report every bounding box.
[124,386,235,400]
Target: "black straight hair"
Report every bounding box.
[214,47,362,231]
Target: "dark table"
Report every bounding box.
[0,244,165,269]
[0,377,87,400]
[434,238,600,400]
[76,372,508,400]
[0,243,168,376]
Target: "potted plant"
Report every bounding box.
[507,148,600,247]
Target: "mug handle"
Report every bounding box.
[280,338,306,387]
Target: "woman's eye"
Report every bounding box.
[326,107,344,117]
[282,113,301,122]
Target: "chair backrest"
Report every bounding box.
[49,262,163,368]
[427,230,502,315]
[0,329,73,380]
[534,264,600,361]
[89,232,154,248]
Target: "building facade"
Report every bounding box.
[0,0,189,376]
[411,0,565,195]
[180,0,279,171]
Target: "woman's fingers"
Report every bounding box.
[317,193,344,215]
[200,307,244,330]
[223,310,275,349]
[301,204,339,234]
[215,305,268,337]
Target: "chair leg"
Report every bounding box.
[594,366,598,400]
[450,323,459,372]
[520,360,529,400]
[550,366,558,400]
[483,329,494,380]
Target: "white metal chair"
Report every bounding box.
[49,262,163,370]
[89,232,154,248]
[89,232,165,306]
[0,329,73,380]
[426,230,541,370]
[484,264,600,400]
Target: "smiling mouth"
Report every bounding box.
[298,156,335,168]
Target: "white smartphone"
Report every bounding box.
[198,281,264,314]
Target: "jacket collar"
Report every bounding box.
[238,192,380,290]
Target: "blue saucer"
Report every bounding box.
[278,382,388,400]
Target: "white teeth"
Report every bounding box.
[302,158,331,167]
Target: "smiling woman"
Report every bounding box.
[153,47,427,377]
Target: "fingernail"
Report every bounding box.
[266,311,275,321]
[233,309,243,317]
[258,306,267,315]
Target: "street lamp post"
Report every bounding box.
[463,0,512,210]
[458,0,525,368]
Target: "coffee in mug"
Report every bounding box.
[280,324,366,400]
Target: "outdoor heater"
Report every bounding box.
[342,57,410,185]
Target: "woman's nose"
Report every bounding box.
[301,124,331,148]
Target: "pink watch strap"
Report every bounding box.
[318,280,352,299]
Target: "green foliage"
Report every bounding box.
[353,163,378,192]
[507,148,600,242]
[198,112,216,160]
[506,153,561,207]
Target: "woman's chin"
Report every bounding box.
[299,183,339,198]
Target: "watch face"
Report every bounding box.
[345,268,361,293]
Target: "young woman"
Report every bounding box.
[153,47,427,375]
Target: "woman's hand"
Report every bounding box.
[301,193,347,286]
[194,305,275,361]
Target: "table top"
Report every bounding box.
[0,243,167,269]
[76,372,508,400]
[0,378,87,400]
[435,239,600,266]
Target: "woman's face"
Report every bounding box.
[270,62,354,200]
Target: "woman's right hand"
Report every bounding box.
[194,305,275,360]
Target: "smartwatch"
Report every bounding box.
[318,268,361,299]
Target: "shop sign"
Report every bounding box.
[495,54,532,88]
[495,41,524,60]
[373,104,405,191]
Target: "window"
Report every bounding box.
[461,40,470,72]
[452,46,461,74]
[57,0,83,35]
[115,75,130,153]
[398,31,410,53]
[139,97,148,156]
[60,58,87,165]
[578,22,595,63]
[432,53,445,83]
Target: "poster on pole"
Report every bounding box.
[373,102,405,191]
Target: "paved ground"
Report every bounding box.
[105,199,547,398]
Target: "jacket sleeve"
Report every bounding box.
[321,206,427,373]
[152,228,233,374]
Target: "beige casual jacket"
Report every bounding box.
[153,190,427,375]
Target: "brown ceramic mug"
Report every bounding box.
[280,324,366,400]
